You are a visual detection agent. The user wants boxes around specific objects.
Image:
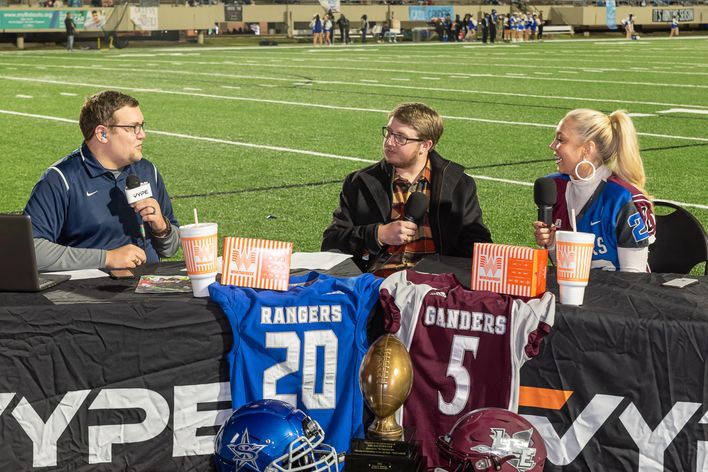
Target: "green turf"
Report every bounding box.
[1,37,707,273]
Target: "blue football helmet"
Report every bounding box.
[214,399,339,472]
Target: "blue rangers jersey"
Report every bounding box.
[550,173,655,271]
[209,272,382,454]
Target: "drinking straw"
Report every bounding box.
[193,208,199,225]
[571,208,577,232]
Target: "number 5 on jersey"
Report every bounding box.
[439,335,480,415]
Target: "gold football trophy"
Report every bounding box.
[359,334,414,440]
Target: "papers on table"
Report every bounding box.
[45,269,109,280]
[290,252,353,271]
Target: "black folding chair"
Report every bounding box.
[648,200,708,275]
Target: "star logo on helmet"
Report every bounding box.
[228,428,266,471]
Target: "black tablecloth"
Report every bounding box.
[1,258,707,471]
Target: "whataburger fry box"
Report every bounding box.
[471,243,548,297]
[221,237,293,291]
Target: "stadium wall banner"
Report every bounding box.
[318,0,340,13]
[130,7,158,31]
[408,5,454,22]
[224,4,242,22]
[652,8,694,22]
[0,10,90,30]
[605,0,617,30]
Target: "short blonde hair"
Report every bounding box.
[389,103,444,148]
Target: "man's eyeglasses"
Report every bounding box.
[382,127,424,146]
[108,123,146,135]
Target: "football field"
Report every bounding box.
[1,37,707,268]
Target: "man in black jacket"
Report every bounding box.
[321,103,492,274]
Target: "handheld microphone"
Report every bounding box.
[125,174,153,204]
[533,177,556,227]
[125,174,153,244]
[403,192,429,225]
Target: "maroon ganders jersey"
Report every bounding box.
[379,270,554,468]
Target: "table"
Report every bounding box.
[2,260,707,471]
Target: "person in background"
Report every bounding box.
[489,8,497,43]
[622,13,635,39]
[537,11,545,40]
[323,14,332,46]
[467,13,477,41]
[322,102,492,275]
[533,108,655,272]
[337,14,351,44]
[24,90,180,271]
[64,12,76,51]
[669,15,679,37]
[453,14,462,42]
[311,14,323,46]
[360,14,369,43]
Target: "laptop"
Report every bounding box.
[0,214,71,292]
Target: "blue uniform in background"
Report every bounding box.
[24,142,178,264]
[550,173,655,271]
[209,272,382,454]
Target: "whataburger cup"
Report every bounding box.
[555,230,595,305]
[179,223,218,297]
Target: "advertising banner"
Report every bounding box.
[0,9,89,30]
[130,7,158,33]
[408,5,454,22]
[0,9,117,31]
[224,4,242,21]
[652,8,694,22]
[605,0,617,29]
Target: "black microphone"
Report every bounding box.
[534,177,556,227]
[403,192,429,225]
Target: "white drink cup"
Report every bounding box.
[179,223,218,297]
[555,230,595,305]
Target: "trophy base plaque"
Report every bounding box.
[346,428,424,472]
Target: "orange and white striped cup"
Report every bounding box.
[179,223,218,297]
[555,230,595,305]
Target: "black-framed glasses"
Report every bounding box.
[382,127,424,146]
[108,123,146,135]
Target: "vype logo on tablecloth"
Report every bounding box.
[0,382,231,469]
[519,386,708,471]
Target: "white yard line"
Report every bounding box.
[2,75,708,143]
[2,72,708,114]
[657,108,708,115]
[2,59,707,91]
[1,107,706,210]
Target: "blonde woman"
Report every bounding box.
[533,109,655,272]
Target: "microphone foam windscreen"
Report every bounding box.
[404,192,430,224]
[534,177,557,206]
[126,174,141,189]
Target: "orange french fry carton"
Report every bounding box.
[471,243,548,297]
[221,237,293,291]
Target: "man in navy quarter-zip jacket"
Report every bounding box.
[322,102,492,274]
[24,90,179,272]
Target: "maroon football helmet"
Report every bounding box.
[436,408,546,472]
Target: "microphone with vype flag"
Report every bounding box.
[125,174,153,244]
[403,191,429,225]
